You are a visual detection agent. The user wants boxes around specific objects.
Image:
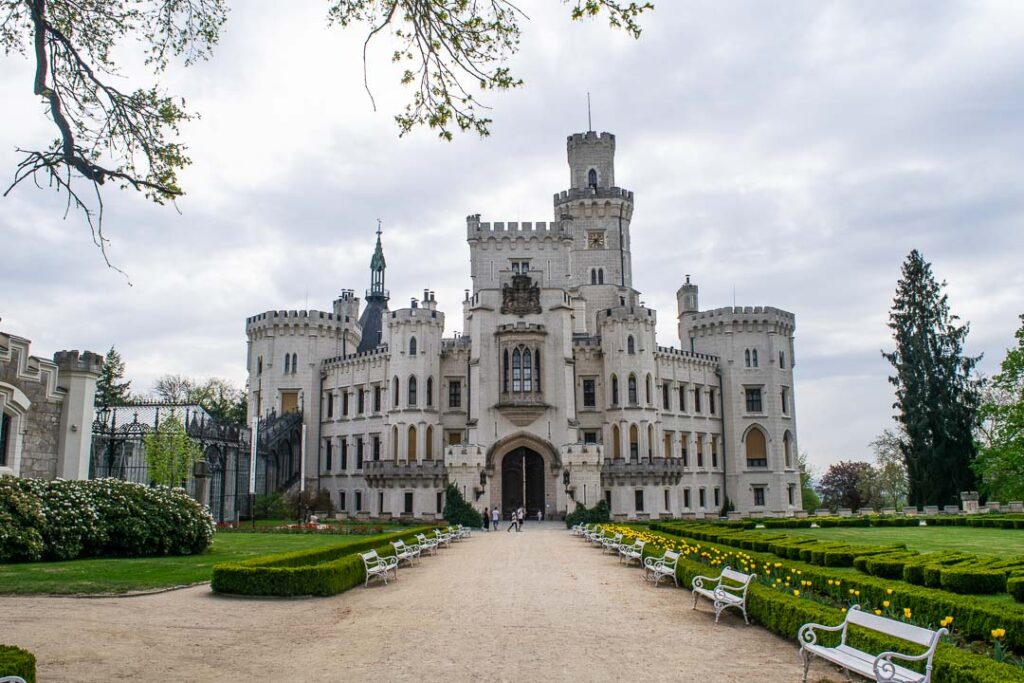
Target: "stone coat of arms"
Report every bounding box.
[501,275,542,315]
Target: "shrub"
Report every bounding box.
[252,493,287,519]
[441,484,482,527]
[1008,576,1024,602]
[0,644,36,683]
[211,527,435,596]
[565,498,610,528]
[940,567,1008,595]
[0,476,214,562]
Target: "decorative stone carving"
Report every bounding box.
[501,275,541,316]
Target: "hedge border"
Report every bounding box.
[211,526,438,596]
[0,644,36,683]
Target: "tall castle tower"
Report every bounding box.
[554,132,637,333]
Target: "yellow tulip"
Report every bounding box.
[793,589,800,597]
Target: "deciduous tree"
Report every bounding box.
[973,314,1024,501]
[2,0,652,269]
[882,250,981,506]
[798,451,821,513]
[869,428,910,509]
[818,460,873,511]
[143,412,202,487]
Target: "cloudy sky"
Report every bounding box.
[2,1,1023,474]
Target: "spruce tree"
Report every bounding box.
[882,250,981,506]
[95,345,132,407]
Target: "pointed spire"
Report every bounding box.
[369,219,387,296]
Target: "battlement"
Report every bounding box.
[553,186,634,204]
[496,322,547,335]
[246,309,353,327]
[322,344,390,368]
[654,345,719,365]
[597,306,657,327]
[466,214,571,240]
[567,131,615,150]
[53,349,103,375]
[388,307,444,324]
[682,306,796,336]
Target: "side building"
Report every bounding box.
[245,130,802,520]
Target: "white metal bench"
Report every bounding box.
[642,550,680,587]
[455,524,472,538]
[601,532,624,554]
[618,539,646,565]
[360,549,399,587]
[798,605,947,683]
[585,527,606,544]
[0,677,28,683]
[390,539,421,566]
[432,529,453,548]
[691,566,756,624]
[415,532,440,555]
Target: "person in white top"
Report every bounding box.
[491,506,499,531]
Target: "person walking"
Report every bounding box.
[506,505,519,532]
[483,507,490,532]
[517,505,525,531]
[491,506,499,532]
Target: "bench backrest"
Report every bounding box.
[391,540,406,550]
[845,606,942,647]
[360,550,380,564]
[663,550,680,565]
[720,568,753,586]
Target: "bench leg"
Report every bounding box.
[741,605,749,625]
[713,602,723,624]
[692,591,698,610]
[800,649,810,683]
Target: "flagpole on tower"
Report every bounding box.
[587,92,592,131]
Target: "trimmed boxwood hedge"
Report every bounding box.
[650,523,1024,653]
[1009,576,1024,602]
[941,567,1008,595]
[0,644,36,683]
[211,527,437,596]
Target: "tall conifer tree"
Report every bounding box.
[95,345,132,407]
[883,250,980,506]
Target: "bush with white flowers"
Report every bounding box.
[0,476,214,562]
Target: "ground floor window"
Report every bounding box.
[339,490,346,511]
[683,488,691,508]
[605,490,612,508]
[437,491,444,513]
[714,487,720,508]
[788,485,795,506]
[583,430,598,444]
[378,491,384,514]
[447,430,463,446]
[355,490,363,511]
[753,487,766,507]
[404,491,414,515]
[634,489,644,512]
[698,488,706,508]
[664,489,670,511]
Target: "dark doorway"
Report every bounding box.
[501,447,545,519]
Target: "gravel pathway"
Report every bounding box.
[4,523,816,682]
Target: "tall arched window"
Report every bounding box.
[611,374,619,405]
[779,351,786,369]
[648,424,655,459]
[627,336,635,354]
[284,353,290,373]
[408,425,417,461]
[752,349,759,368]
[783,430,793,468]
[744,349,751,367]
[408,375,417,406]
[392,426,399,460]
[746,427,768,468]
[629,424,639,460]
[523,348,533,392]
[534,349,541,391]
[426,425,434,460]
[291,353,298,374]
[628,374,638,405]
[512,348,522,392]
[588,168,597,188]
[645,374,653,404]
[591,269,598,285]
[612,424,621,459]
[409,336,417,355]
[393,376,400,407]
[426,376,433,407]
[503,349,509,393]
[598,268,604,284]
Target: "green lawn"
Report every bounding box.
[0,533,366,595]
[762,526,1024,556]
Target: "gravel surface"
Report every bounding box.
[5,523,827,682]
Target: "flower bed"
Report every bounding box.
[583,524,1024,682]
[0,644,36,682]
[211,526,437,597]
[0,476,214,562]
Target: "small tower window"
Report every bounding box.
[779,351,786,369]
[284,353,290,373]
[426,376,433,407]
[588,168,598,188]
[611,374,619,405]
[591,269,597,285]
[408,376,418,406]
[393,376,400,407]
[291,353,298,374]
[752,349,759,368]
[627,336,635,355]
[598,268,604,284]
[409,336,417,355]
[628,374,638,405]
[744,349,751,367]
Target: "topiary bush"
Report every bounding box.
[1008,576,1024,602]
[441,484,482,528]
[940,567,1008,595]
[0,644,36,683]
[0,475,214,562]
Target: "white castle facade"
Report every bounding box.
[245,131,802,520]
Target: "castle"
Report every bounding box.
[245,131,802,520]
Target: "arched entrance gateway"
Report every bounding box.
[501,447,545,519]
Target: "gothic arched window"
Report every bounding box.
[393,376,400,407]
[534,349,541,391]
[292,353,298,374]
[752,349,759,368]
[408,375,417,406]
[409,336,417,355]
[503,349,509,393]
[611,374,619,405]
[744,349,751,367]
[628,374,638,405]
[284,353,290,373]
[522,348,533,392]
[598,268,604,284]
[588,168,598,188]
[512,348,522,392]
[646,374,653,405]
[591,269,597,285]
[627,336,635,355]
[426,376,433,407]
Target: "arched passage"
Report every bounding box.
[501,447,545,520]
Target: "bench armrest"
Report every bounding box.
[691,574,719,590]
[797,621,846,647]
[872,630,947,683]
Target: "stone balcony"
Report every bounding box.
[600,457,685,486]
[362,459,447,487]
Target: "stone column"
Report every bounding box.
[54,350,102,480]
